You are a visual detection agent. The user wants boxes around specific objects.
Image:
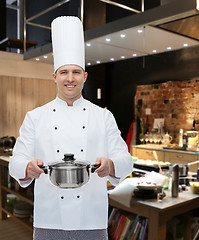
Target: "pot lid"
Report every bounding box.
[49,153,89,170]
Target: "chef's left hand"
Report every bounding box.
[94,157,115,178]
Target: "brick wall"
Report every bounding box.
[135,78,199,143]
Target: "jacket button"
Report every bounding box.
[57,150,59,153]
[61,196,64,199]
[83,108,86,111]
[77,196,80,198]
[83,126,85,129]
[55,127,57,130]
[53,109,56,112]
[81,149,83,152]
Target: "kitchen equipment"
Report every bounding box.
[163,133,172,144]
[40,153,100,188]
[183,133,188,149]
[171,164,179,198]
[153,150,162,173]
[178,129,183,147]
[186,131,199,148]
[176,160,199,177]
[0,136,16,149]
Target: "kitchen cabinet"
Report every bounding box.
[132,145,199,173]
[134,148,164,161]
[0,156,33,231]
[165,152,199,172]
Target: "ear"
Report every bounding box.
[52,73,56,83]
[84,72,88,83]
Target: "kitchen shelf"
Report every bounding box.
[1,185,33,206]
[0,156,33,232]
[2,207,33,231]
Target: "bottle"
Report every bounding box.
[183,133,188,149]
[178,129,183,147]
[171,164,179,198]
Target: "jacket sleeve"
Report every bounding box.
[9,112,35,188]
[105,110,133,186]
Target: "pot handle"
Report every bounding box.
[91,164,101,173]
[39,166,48,174]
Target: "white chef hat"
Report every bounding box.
[51,16,85,72]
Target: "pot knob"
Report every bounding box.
[63,153,75,163]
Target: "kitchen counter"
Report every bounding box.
[132,145,199,172]
[109,185,199,240]
[132,144,199,155]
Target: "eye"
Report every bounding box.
[60,71,67,74]
[74,70,81,74]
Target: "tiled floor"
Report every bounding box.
[0,218,32,240]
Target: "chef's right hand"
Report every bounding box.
[20,158,44,181]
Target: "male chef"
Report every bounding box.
[9,16,133,240]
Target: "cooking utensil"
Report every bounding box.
[40,153,100,188]
[153,150,162,174]
[173,160,199,177]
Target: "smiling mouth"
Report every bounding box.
[64,85,75,88]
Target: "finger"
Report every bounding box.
[36,159,43,166]
[95,157,102,165]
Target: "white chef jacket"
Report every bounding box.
[9,96,133,230]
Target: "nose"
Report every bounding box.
[67,72,73,82]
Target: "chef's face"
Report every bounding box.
[53,65,88,106]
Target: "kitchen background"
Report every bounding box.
[135,78,199,143]
[1,0,199,142]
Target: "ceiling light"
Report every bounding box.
[35,58,40,61]
[106,38,111,42]
[87,63,91,66]
[86,43,91,47]
[120,34,126,38]
[96,61,101,64]
[183,43,188,47]
[167,47,172,50]
[152,50,157,53]
[132,54,137,57]
[110,58,115,61]
[121,56,125,59]
[43,56,48,59]
[137,29,143,33]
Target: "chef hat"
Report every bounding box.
[51,16,85,72]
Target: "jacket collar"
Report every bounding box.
[55,96,84,107]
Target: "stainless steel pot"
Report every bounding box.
[40,153,100,188]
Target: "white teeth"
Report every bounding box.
[66,85,74,88]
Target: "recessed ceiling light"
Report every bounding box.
[121,56,125,59]
[120,34,126,38]
[87,63,91,66]
[106,38,111,42]
[132,53,137,57]
[167,47,172,50]
[96,61,101,64]
[184,43,188,47]
[86,43,91,47]
[35,58,40,61]
[152,50,157,53]
[43,56,48,59]
[110,58,115,61]
[137,29,143,33]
